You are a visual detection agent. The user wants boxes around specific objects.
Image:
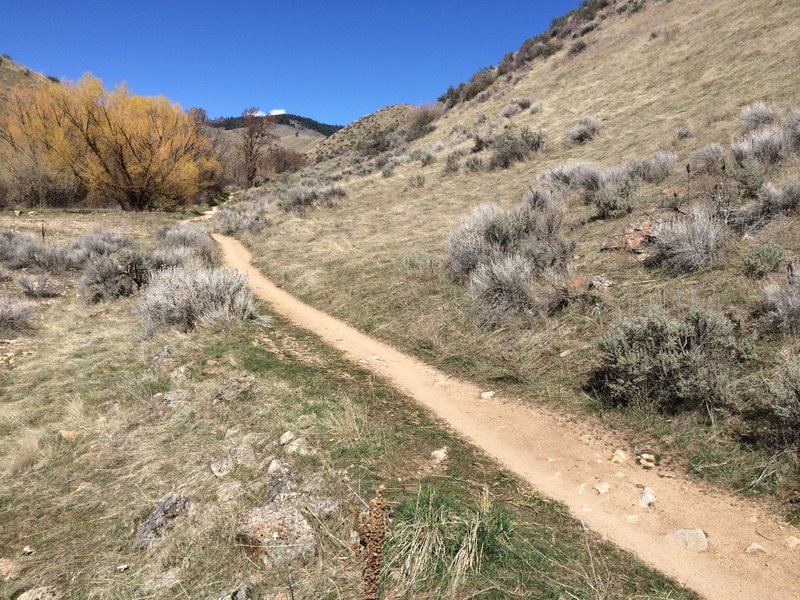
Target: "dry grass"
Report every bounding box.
[238,0,800,503]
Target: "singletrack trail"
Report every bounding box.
[214,232,800,600]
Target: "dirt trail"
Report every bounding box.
[214,233,800,600]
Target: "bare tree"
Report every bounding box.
[238,107,275,187]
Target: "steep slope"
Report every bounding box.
[0,55,50,110]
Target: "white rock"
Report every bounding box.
[639,487,656,508]
[285,437,313,456]
[666,529,708,553]
[787,536,800,549]
[744,542,766,554]
[593,482,610,495]
[210,456,234,478]
[21,546,34,556]
[611,449,628,464]
[278,431,295,446]
[431,447,449,464]
[480,391,495,400]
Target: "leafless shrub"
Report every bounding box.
[741,101,780,133]
[137,265,256,334]
[154,222,219,265]
[568,116,602,145]
[17,272,60,298]
[408,174,426,188]
[731,126,789,167]
[676,123,693,140]
[651,209,725,272]
[0,297,32,335]
[733,181,800,230]
[626,151,677,184]
[759,277,800,334]
[79,248,151,302]
[691,143,725,174]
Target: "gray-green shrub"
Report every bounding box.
[567,116,602,145]
[17,273,60,298]
[137,265,256,334]
[591,309,739,414]
[0,297,32,335]
[741,101,779,133]
[79,248,152,303]
[651,209,724,272]
[592,178,638,218]
[758,276,800,334]
[489,128,544,169]
[731,126,788,166]
[742,244,784,279]
[691,143,725,174]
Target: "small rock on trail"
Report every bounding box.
[133,493,192,549]
[666,528,708,553]
[744,542,767,555]
[639,487,656,508]
[278,430,295,446]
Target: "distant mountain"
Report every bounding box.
[210,113,344,138]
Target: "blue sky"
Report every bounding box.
[0,1,582,125]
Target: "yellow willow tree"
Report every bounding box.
[0,75,219,210]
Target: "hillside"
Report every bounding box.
[220,0,800,516]
[306,103,416,162]
[211,113,343,137]
[0,54,51,109]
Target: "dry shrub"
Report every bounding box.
[626,151,677,184]
[691,143,725,174]
[741,101,780,133]
[79,248,151,302]
[731,126,789,167]
[733,180,800,230]
[758,275,800,334]
[488,128,544,170]
[5,234,82,273]
[69,231,133,260]
[213,200,271,234]
[17,272,60,298]
[464,156,483,172]
[154,222,219,265]
[0,296,32,335]
[786,108,800,153]
[137,265,256,334]
[539,161,606,199]
[742,243,784,279]
[651,209,725,272]
[408,174,426,188]
[592,178,639,219]
[567,116,602,145]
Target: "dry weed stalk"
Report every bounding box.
[353,485,389,600]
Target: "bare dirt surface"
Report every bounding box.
[214,233,800,600]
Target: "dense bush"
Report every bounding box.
[464,156,483,172]
[731,126,788,167]
[733,180,800,229]
[568,40,588,55]
[405,106,440,142]
[691,143,725,174]
[539,161,606,199]
[741,101,779,133]
[213,200,271,234]
[17,273,60,298]
[0,297,32,335]
[5,234,82,273]
[626,151,677,184]
[592,178,639,218]
[742,243,784,279]
[758,276,800,334]
[443,152,461,173]
[154,222,219,265]
[467,255,536,326]
[652,209,725,272]
[137,265,256,334]
[488,128,544,170]
[79,248,152,302]
[567,116,602,145]
[730,157,765,198]
[591,309,739,414]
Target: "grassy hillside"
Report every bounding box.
[217,0,800,510]
[0,54,51,110]
[0,210,695,599]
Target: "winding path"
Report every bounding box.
[214,233,800,600]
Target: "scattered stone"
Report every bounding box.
[266,459,295,501]
[285,437,313,456]
[611,449,628,464]
[666,529,708,553]
[162,389,189,408]
[558,349,573,357]
[744,542,767,555]
[278,430,295,446]
[590,275,613,289]
[116,564,129,572]
[431,447,449,465]
[170,364,189,381]
[236,504,316,569]
[206,582,257,600]
[21,546,34,556]
[211,456,234,478]
[217,481,244,504]
[593,482,610,495]
[13,210,21,217]
[149,345,173,373]
[480,391,495,400]
[0,557,21,580]
[638,453,656,469]
[602,216,661,253]
[139,568,181,595]
[17,587,60,600]
[639,487,656,508]
[276,492,340,517]
[133,493,192,549]
[233,443,257,466]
